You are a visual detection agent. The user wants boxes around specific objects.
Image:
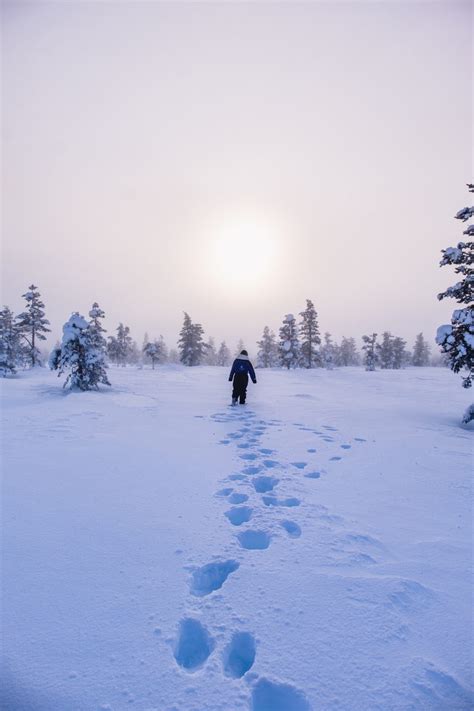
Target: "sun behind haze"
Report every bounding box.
[1,0,471,350]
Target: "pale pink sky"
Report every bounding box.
[2,0,472,353]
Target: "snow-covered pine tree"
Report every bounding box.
[321,332,335,370]
[0,306,23,376]
[338,336,360,366]
[412,333,431,366]
[16,284,51,366]
[204,337,218,365]
[216,341,232,366]
[299,299,320,368]
[178,313,205,366]
[143,341,160,369]
[86,302,110,382]
[107,323,133,366]
[391,336,408,369]
[362,333,378,371]
[143,336,168,368]
[257,326,279,367]
[436,185,474,422]
[88,302,107,351]
[377,332,394,369]
[279,313,300,369]
[50,313,111,390]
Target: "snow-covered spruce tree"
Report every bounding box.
[204,337,218,365]
[88,302,108,351]
[392,336,408,369]
[143,341,160,369]
[362,333,378,371]
[0,307,23,376]
[107,323,133,366]
[279,313,300,369]
[143,336,168,368]
[50,313,111,390]
[412,332,431,366]
[436,185,474,423]
[84,302,110,383]
[338,336,360,366]
[321,332,335,370]
[299,299,320,368]
[377,332,394,369]
[16,285,51,366]
[257,326,279,368]
[216,340,232,366]
[178,313,205,366]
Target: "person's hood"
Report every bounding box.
[236,354,249,361]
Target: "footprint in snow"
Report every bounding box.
[174,618,215,671]
[305,471,321,479]
[322,425,338,432]
[307,448,317,453]
[291,462,307,470]
[259,448,275,455]
[253,476,279,493]
[215,487,233,496]
[190,560,239,596]
[228,492,248,504]
[355,437,366,442]
[240,453,258,461]
[330,456,342,461]
[262,459,280,469]
[238,530,271,550]
[219,439,230,445]
[280,520,302,538]
[251,678,311,711]
[228,474,246,481]
[225,506,253,526]
[262,496,300,508]
[222,632,256,678]
[237,443,252,449]
[242,465,263,475]
[340,444,351,450]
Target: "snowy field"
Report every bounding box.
[1,365,473,711]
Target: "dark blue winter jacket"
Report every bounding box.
[228,357,257,383]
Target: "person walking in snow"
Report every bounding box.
[228,349,257,405]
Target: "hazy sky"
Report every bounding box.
[2,0,472,354]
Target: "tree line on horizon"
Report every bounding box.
[0,183,471,423]
[0,287,438,381]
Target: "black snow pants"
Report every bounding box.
[232,373,249,404]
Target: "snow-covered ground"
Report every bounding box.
[1,366,473,711]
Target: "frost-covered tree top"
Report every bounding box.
[299,299,320,368]
[217,340,231,367]
[257,326,278,368]
[0,306,23,376]
[50,312,110,390]
[362,333,378,371]
[279,313,300,369]
[436,184,474,396]
[107,323,134,366]
[16,284,50,367]
[178,312,205,366]
[412,332,431,367]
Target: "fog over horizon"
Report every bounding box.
[2,0,472,354]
